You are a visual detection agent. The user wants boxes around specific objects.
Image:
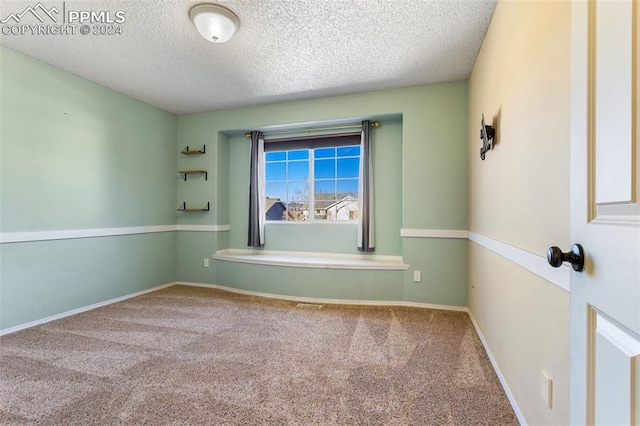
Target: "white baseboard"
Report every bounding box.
[468,311,526,426]
[0,282,176,336]
[1,281,468,336]
[177,281,468,312]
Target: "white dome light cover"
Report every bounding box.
[189,4,239,43]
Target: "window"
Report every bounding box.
[264,135,361,221]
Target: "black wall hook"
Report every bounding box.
[480,114,495,160]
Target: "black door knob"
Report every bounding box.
[547,244,585,272]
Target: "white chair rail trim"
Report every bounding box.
[401,228,569,292]
[401,228,468,239]
[0,224,231,243]
[1,225,569,291]
[468,232,570,293]
[176,224,231,232]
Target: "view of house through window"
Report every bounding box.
[265,142,361,221]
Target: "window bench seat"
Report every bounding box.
[213,249,410,270]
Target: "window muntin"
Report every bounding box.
[265,143,360,221]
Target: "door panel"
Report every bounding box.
[589,307,640,424]
[571,0,640,424]
[593,0,634,206]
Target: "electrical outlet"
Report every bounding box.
[413,270,422,282]
[204,258,209,268]
[542,371,553,409]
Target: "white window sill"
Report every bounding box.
[213,249,409,270]
[265,221,357,225]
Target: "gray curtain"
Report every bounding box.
[248,131,265,247]
[358,121,375,251]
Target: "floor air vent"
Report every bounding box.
[296,303,324,309]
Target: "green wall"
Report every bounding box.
[0,47,178,330]
[1,233,176,328]
[176,82,469,306]
[0,46,469,331]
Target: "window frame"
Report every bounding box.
[263,133,361,223]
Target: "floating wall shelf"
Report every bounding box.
[181,145,206,155]
[177,202,210,212]
[178,147,208,212]
[178,170,208,181]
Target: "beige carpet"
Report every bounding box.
[0,285,518,425]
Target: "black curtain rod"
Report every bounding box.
[245,121,379,138]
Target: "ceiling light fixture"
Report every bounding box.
[189,4,239,43]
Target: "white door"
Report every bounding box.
[570,0,640,424]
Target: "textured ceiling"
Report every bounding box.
[0,0,497,114]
